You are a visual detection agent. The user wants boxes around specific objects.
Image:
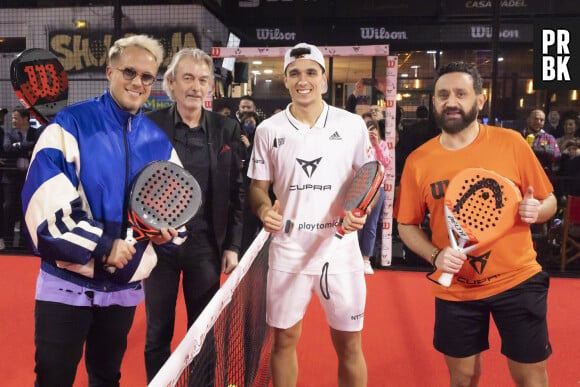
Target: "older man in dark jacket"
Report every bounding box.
[143,47,245,383]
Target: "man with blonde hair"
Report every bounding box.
[22,34,182,386]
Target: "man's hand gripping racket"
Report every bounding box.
[104,161,202,274]
[436,168,522,287]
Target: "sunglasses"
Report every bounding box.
[113,67,156,86]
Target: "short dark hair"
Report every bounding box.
[13,108,30,119]
[436,61,483,95]
[289,47,311,59]
[561,110,578,123]
[240,95,255,104]
[240,111,260,124]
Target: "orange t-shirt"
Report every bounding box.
[394,125,553,301]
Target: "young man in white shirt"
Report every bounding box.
[248,42,373,387]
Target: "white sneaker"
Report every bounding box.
[364,260,374,275]
[0,238,5,251]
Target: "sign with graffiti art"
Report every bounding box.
[146,90,172,112]
[48,30,200,74]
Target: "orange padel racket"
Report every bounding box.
[438,168,522,287]
[336,160,385,238]
[11,48,68,125]
[320,160,384,299]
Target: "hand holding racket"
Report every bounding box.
[11,48,68,125]
[437,168,522,287]
[104,161,202,275]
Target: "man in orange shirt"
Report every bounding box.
[394,62,555,387]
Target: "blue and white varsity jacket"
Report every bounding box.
[22,90,184,290]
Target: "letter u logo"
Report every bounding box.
[430,180,448,199]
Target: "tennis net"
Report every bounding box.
[149,229,272,387]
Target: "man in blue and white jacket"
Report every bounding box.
[21,35,184,387]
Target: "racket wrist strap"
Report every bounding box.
[430,247,442,267]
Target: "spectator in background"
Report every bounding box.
[239,110,263,253]
[235,94,256,122]
[358,119,391,274]
[556,112,579,155]
[2,108,39,249]
[523,109,561,178]
[544,108,564,138]
[346,79,365,113]
[369,105,384,121]
[361,111,373,124]
[558,138,580,198]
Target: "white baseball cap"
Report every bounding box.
[283,43,326,72]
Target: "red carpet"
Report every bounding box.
[1,255,579,386]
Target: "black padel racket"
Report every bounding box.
[128,160,202,241]
[105,161,202,275]
[437,168,522,287]
[335,160,385,238]
[11,48,68,125]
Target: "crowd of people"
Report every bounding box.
[0,38,568,386]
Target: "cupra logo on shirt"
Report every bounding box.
[296,157,322,178]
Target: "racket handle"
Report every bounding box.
[104,228,138,274]
[438,272,453,287]
[126,228,136,245]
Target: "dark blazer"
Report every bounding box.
[146,105,245,255]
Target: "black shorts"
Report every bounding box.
[433,271,552,363]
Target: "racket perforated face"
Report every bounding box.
[343,161,385,213]
[444,168,522,247]
[334,161,384,239]
[10,48,68,125]
[128,161,201,240]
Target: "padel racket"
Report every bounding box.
[437,168,522,287]
[105,161,202,274]
[10,48,68,125]
[127,160,202,241]
[335,160,385,238]
[319,160,384,299]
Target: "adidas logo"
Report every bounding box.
[329,131,342,140]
